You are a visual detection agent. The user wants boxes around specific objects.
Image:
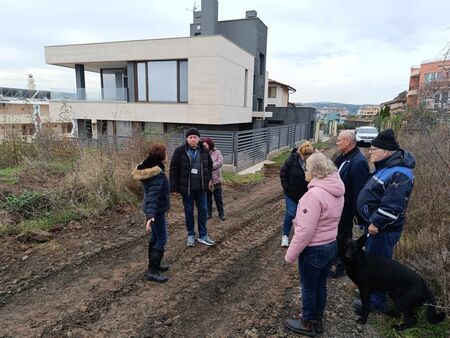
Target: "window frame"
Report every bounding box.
[134,59,188,103]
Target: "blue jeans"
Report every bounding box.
[182,191,208,238]
[298,241,337,321]
[149,213,168,250]
[283,195,298,236]
[365,230,402,310]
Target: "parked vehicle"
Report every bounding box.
[355,127,378,145]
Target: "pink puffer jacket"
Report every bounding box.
[210,149,223,184]
[285,172,345,263]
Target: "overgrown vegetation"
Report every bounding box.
[375,308,450,338]
[394,123,450,309]
[0,131,159,236]
[0,167,19,184]
[365,109,450,336]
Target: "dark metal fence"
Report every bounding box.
[70,123,310,172]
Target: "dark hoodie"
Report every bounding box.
[356,150,415,233]
[132,159,170,221]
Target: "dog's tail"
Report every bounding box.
[425,288,446,324]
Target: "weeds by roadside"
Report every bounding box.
[222,171,265,185]
[375,308,450,338]
[0,132,162,237]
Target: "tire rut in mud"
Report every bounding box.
[0,177,286,337]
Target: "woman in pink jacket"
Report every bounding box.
[202,137,225,220]
[285,152,345,336]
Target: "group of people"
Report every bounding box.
[281,129,415,336]
[132,126,416,334]
[132,128,225,283]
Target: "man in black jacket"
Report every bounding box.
[330,130,369,277]
[170,128,215,247]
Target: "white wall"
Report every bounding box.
[46,35,255,125]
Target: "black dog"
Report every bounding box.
[342,234,446,330]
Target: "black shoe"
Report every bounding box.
[147,248,169,283]
[219,214,226,221]
[285,318,316,336]
[148,242,169,272]
[145,271,168,283]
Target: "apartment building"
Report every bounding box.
[0,87,71,140]
[357,105,379,119]
[407,59,450,113]
[44,0,270,138]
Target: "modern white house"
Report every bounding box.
[44,0,271,138]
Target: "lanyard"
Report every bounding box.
[189,149,198,161]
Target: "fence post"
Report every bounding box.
[266,127,270,158]
[278,126,281,149]
[233,131,238,170]
[252,130,256,165]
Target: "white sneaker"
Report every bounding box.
[281,235,289,247]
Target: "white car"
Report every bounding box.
[355,127,378,145]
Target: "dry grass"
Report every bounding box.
[395,125,450,310]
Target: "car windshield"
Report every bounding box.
[358,127,377,133]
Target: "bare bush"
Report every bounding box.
[63,133,165,210]
[396,124,450,310]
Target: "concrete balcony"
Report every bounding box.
[48,100,253,125]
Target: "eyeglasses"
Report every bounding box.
[368,147,381,152]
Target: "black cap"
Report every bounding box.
[185,128,200,138]
[371,129,399,150]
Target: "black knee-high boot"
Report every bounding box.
[146,248,169,283]
[148,241,169,272]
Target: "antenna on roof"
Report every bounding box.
[185,1,198,13]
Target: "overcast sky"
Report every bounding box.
[1,0,449,104]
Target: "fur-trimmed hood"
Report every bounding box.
[132,165,162,181]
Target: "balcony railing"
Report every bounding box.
[50,88,128,102]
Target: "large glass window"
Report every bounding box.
[137,63,147,101]
[148,61,177,101]
[136,60,187,103]
[179,60,188,102]
[102,69,125,100]
[424,72,441,83]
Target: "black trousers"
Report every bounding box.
[337,219,354,258]
[207,183,224,217]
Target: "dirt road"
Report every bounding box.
[0,169,381,337]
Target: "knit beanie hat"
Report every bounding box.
[371,129,399,150]
[185,128,200,138]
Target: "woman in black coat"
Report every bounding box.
[279,141,315,247]
[133,143,170,283]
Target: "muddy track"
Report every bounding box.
[0,175,380,338]
[0,178,284,337]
